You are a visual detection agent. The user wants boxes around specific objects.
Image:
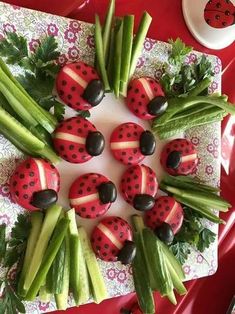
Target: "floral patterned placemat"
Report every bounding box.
[0,2,221,313]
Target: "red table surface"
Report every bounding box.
[2,1,235,313]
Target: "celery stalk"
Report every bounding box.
[102,0,115,63]
[113,18,123,98]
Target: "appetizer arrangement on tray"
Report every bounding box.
[0,0,234,313]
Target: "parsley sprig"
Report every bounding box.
[0,214,31,314]
[170,207,216,265]
[0,33,65,121]
[161,38,214,97]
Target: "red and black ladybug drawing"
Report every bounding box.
[204,0,235,28]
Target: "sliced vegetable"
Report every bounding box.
[129,12,152,79]
[55,232,70,310]
[23,204,62,293]
[78,226,108,304]
[102,0,115,63]
[113,18,123,97]
[95,15,110,91]
[17,212,44,296]
[39,285,51,302]
[25,217,69,300]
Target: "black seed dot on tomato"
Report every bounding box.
[120,232,124,238]
[225,10,230,16]
[68,94,72,100]
[26,163,30,169]
[134,88,139,93]
[118,134,123,139]
[138,101,142,106]
[13,181,17,186]
[91,206,95,211]
[128,186,131,191]
[91,69,95,74]
[216,2,221,7]
[59,90,64,96]
[223,21,227,26]
[154,87,158,92]
[96,245,101,251]
[114,218,118,223]
[84,124,88,128]
[158,204,162,208]
[128,157,133,161]
[127,178,131,183]
[92,179,97,184]
[29,182,35,187]
[60,145,65,151]
[62,80,67,86]
[150,186,155,191]
[15,191,19,196]
[72,154,77,159]
[166,206,170,211]
[121,152,126,156]
[120,158,124,163]
[69,145,74,150]
[131,98,135,102]
[23,194,28,199]
[23,184,27,189]
[135,109,139,114]
[63,154,68,159]
[79,148,84,153]
[114,225,118,231]
[76,65,81,69]
[19,174,25,179]
[135,184,139,189]
[82,70,87,75]
[108,221,113,225]
[97,236,102,241]
[127,133,131,138]
[81,207,86,212]
[71,86,76,91]
[87,187,91,192]
[78,190,83,194]
[171,223,176,228]
[67,125,72,130]
[159,211,164,217]
[86,215,91,218]
[215,14,220,20]
[206,19,210,24]
[80,182,85,187]
[103,252,107,256]
[111,249,116,254]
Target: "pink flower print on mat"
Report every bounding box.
[12,5,21,10]
[144,38,155,51]
[205,165,214,175]
[127,265,133,276]
[3,23,16,33]
[86,35,95,49]
[107,268,117,280]
[68,46,80,61]
[64,28,77,44]
[154,68,163,81]
[136,56,145,69]
[185,53,197,64]
[0,184,10,197]
[214,65,220,74]
[47,23,59,37]
[117,270,127,283]
[69,21,82,33]
[183,265,191,275]
[7,266,17,281]
[196,254,204,264]
[57,53,68,67]
[29,39,40,53]
[191,136,200,146]
[208,81,218,94]
[39,302,50,312]
[0,214,10,226]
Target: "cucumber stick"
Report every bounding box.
[55,232,70,310]
[46,238,66,294]
[39,285,51,302]
[95,15,110,91]
[129,12,152,79]
[113,18,123,98]
[23,204,62,293]
[102,0,115,63]
[78,226,108,304]
[17,212,44,297]
[25,218,69,300]
[66,209,80,305]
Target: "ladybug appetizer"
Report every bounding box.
[120,164,158,211]
[91,216,134,262]
[10,157,60,211]
[53,116,105,163]
[145,196,184,238]
[126,77,168,120]
[160,138,198,176]
[204,0,235,28]
[56,61,105,111]
[69,173,117,218]
[110,122,156,165]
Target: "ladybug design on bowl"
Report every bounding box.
[120,164,158,211]
[110,122,156,165]
[53,116,105,163]
[204,0,235,28]
[126,77,168,120]
[10,158,60,211]
[56,61,105,111]
[160,138,198,176]
[91,216,133,262]
[69,173,117,218]
[145,196,184,235]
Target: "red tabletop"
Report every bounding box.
[2,1,235,313]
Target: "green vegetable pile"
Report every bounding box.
[152,38,235,139]
[95,0,152,97]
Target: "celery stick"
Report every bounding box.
[77,239,90,305]
[187,77,211,96]
[0,68,57,133]
[0,106,44,152]
[18,212,44,297]
[95,15,110,91]
[113,18,123,98]
[129,12,152,79]
[120,15,134,84]
[23,204,62,292]
[107,28,115,90]
[39,285,51,302]
[0,58,57,129]
[102,0,115,63]
[66,209,80,305]
[78,227,108,304]
[25,218,69,300]
[0,81,38,127]
[55,232,70,310]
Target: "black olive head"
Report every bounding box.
[154,222,174,245]
[117,240,137,265]
[140,130,156,156]
[166,150,182,169]
[82,79,105,107]
[147,96,168,116]
[133,194,155,211]
[30,189,58,209]
[98,181,117,204]
[85,131,105,156]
